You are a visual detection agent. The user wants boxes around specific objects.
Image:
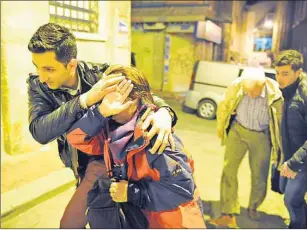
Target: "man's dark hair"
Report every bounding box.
[275,50,303,72]
[28,23,77,65]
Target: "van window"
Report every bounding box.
[194,61,240,88]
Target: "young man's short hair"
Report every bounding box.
[275,50,304,72]
[28,23,77,65]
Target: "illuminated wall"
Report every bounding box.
[1,1,131,155]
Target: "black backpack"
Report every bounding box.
[87,174,149,229]
[270,164,284,194]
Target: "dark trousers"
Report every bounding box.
[280,169,307,229]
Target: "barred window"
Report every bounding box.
[49,1,99,33]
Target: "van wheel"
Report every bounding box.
[197,99,217,120]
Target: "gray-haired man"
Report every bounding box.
[209,67,283,228]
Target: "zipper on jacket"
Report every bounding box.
[126,138,149,179]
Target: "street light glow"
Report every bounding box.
[264,20,273,29]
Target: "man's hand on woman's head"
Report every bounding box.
[83,73,125,108]
[98,79,134,117]
[142,107,175,154]
[96,74,176,154]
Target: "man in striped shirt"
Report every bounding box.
[235,81,269,132]
[209,67,283,228]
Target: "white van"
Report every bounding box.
[183,60,276,119]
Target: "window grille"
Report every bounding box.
[49,1,99,33]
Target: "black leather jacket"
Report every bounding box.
[27,61,177,181]
[281,73,307,172]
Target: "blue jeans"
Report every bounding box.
[279,169,307,229]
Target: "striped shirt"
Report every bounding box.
[235,86,269,131]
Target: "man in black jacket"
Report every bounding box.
[27,23,178,227]
[274,50,307,229]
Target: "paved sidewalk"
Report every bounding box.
[1,187,76,228]
[1,167,75,220]
[1,142,64,194]
[1,141,74,221]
